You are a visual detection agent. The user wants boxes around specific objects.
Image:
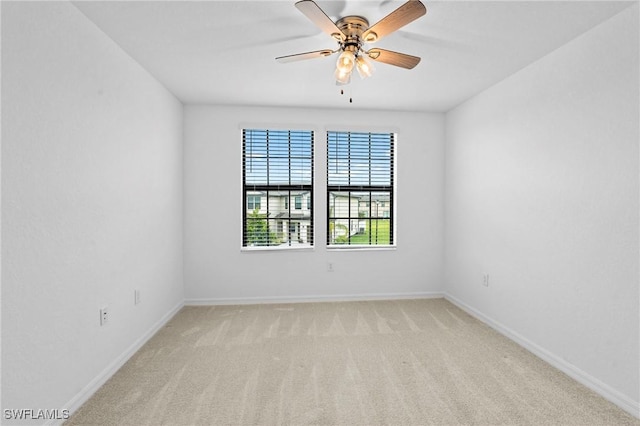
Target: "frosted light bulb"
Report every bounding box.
[356,56,374,79]
[335,67,351,85]
[336,50,356,73]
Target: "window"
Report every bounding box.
[247,195,261,211]
[327,131,394,246]
[243,129,313,247]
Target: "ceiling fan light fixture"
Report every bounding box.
[335,67,352,85]
[336,50,356,73]
[356,55,374,79]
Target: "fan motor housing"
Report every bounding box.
[335,16,370,46]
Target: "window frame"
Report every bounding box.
[242,128,314,250]
[326,131,396,249]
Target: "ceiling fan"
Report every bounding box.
[276,0,427,85]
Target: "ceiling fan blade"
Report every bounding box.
[362,0,426,42]
[276,49,335,63]
[367,48,421,69]
[295,0,346,41]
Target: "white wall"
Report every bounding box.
[2,1,184,421]
[184,105,444,302]
[444,4,639,415]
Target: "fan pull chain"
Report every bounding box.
[339,88,354,104]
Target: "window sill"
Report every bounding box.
[326,245,397,251]
[241,245,315,253]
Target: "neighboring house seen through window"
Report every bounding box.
[327,131,395,246]
[242,129,314,248]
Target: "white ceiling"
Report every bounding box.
[73,1,633,112]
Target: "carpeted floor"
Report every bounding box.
[67,298,639,425]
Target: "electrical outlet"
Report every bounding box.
[134,289,141,305]
[327,262,334,272]
[100,307,109,326]
[482,274,490,287]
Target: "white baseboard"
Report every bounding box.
[444,292,640,420]
[52,301,184,426]
[185,291,443,306]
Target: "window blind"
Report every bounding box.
[242,129,314,248]
[327,131,394,246]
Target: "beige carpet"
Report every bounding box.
[67,298,639,425]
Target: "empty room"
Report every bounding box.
[2,0,639,424]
